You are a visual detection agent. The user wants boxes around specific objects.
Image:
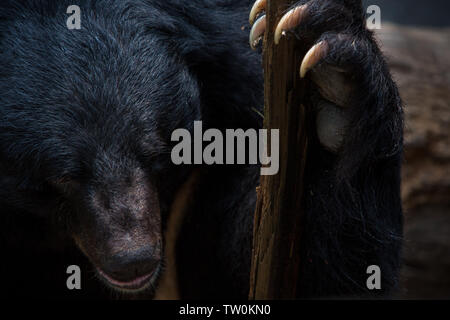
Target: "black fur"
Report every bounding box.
[0,0,403,299]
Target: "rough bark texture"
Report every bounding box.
[377,23,450,299]
[249,0,309,299]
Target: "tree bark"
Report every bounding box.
[249,0,310,299]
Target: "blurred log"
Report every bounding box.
[377,24,450,210]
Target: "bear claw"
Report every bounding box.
[300,40,328,78]
[274,4,308,45]
[249,15,266,50]
[249,0,266,25]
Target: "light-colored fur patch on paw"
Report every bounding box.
[316,100,350,152]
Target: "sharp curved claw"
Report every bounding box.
[300,41,328,78]
[249,15,266,50]
[274,5,308,45]
[249,0,266,25]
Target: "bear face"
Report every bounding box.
[0,0,200,293]
[55,159,163,292]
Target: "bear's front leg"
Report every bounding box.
[248,0,404,297]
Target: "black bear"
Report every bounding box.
[0,0,403,299]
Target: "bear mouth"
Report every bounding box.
[96,265,159,292]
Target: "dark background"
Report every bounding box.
[362,0,450,27]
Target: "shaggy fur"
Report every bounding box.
[0,0,403,299]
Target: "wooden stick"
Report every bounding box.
[249,0,309,299]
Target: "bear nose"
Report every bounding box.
[102,245,160,281]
